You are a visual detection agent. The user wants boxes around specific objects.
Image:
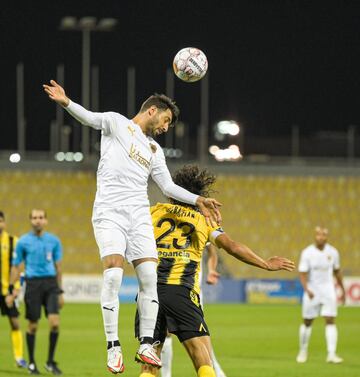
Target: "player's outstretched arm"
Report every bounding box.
[215,233,295,272]
[43,80,105,130]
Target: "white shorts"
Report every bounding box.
[92,206,158,262]
[302,292,337,319]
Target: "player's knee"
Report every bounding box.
[197,365,216,377]
[103,267,123,294]
[9,318,20,330]
[135,262,157,293]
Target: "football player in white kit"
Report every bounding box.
[43,80,221,374]
[296,226,345,364]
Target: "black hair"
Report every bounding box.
[140,93,180,126]
[0,211,4,219]
[170,165,217,209]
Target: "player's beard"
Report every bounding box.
[148,114,161,138]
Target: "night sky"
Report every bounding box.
[1,0,360,152]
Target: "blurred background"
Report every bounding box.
[1,0,360,304]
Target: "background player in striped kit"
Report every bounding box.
[0,211,27,369]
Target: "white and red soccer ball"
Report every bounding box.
[173,47,208,82]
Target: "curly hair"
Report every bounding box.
[170,165,217,209]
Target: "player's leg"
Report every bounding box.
[322,297,342,363]
[133,258,161,367]
[160,334,173,377]
[8,315,27,368]
[297,294,318,363]
[1,295,26,368]
[92,207,128,374]
[130,206,161,368]
[136,290,167,377]
[182,336,215,377]
[102,254,125,373]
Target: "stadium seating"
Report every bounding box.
[1,170,359,277]
[212,175,360,278]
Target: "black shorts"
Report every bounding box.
[0,295,19,318]
[24,277,59,321]
[135,284,210,343]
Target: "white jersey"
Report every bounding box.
[298,243,340,296]
[65,101,198,208]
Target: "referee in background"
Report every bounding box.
[6,209,64,375]
[0,211,27,368]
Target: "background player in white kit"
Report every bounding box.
[43,80,221,374]
[296,226,345,364]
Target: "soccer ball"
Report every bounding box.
[173,47,208,82]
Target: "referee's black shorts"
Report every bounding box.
[135,284,210,343]
[0,295,19,318]
[24,277,59,321]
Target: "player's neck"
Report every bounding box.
[132,113,148,135]
[315,243,325,250]
[32,229,45,237]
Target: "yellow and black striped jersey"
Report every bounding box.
[151,203,224,294]
[0,231,20,296]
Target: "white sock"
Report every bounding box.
[101,267,123,342]
[211,348,226,376]
[135,261,159,340]
[299,324,312,352]
[161,336,173,377]
[325,324,338,356]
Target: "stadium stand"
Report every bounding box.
[1,170,359,277]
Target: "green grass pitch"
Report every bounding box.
[0,303,359,376]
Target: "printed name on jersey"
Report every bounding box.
[129,143,151,169]
[166,205,196,218]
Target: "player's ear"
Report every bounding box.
[148,106,157,117]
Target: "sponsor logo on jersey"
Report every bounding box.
[158,250,191,258]
[129,143,151,169]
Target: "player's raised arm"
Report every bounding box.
[214,233,295,272]
[43,80,107,130]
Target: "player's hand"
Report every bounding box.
[196,197,222,227]
[206,270,220,285]
[43,80,70,107]
[5,294,15,308]
[306,289,315,299]
[266,256,295,272]
[58,294,65,309]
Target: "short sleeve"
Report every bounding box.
[333,248,340,270]
[53,238,63,262]
[298,250,310,272]
[13,239,25,266]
